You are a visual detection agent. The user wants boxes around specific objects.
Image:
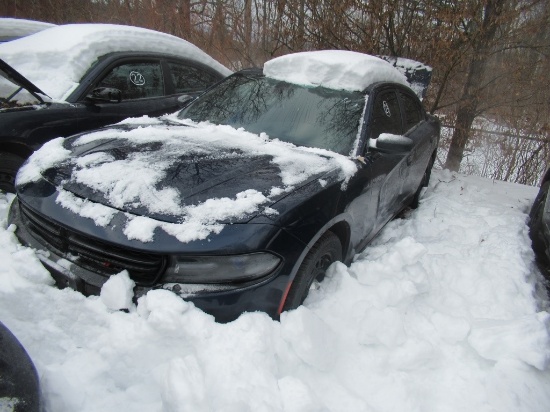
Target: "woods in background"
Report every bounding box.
[1,0,549,185]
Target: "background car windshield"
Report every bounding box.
[179,75,365,155]
[0,74,40,108]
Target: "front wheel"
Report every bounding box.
[282,231,342,311]
[0,153,26,193]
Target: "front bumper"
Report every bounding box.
[8,198,305,322]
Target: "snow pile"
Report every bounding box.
[0,24,231,100]
[0,18,55,40]
[1,170,549,411]
[264,51,409,92]
[17,117,357,243]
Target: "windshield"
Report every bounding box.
[178,74,365,155]
[0,70,40,109]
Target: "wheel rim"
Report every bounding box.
[308,252,333,289]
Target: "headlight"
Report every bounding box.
[163,252,281,284]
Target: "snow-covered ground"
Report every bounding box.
[1,169,549,412]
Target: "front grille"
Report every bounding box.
[20,202,167,285]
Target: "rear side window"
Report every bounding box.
[399,92,423,132]
[97,62,164,100]
[168,63,218,93]
[369,90,402,139]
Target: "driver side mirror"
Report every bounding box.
[86,87,122,103]
[369,133,413,153]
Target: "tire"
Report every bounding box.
[282,231,342,311]
[529,181,550,269]
[0,152,26,193]
[410,153,435,209]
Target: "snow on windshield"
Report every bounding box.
[0,24,232,100]
[17,117,357,243]
[264,50,409,92]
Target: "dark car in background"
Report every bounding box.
[529,168,550,280]
[0,321,41,411]
[0,23,231,192]
[9,51,440,322]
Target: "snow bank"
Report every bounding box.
[0,24,232,100]
[1,171,550,411]
[264,51,409,92]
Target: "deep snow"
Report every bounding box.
[1,169,549,411]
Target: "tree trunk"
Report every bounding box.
[445,0,504,171]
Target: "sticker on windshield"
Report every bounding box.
[383,101,391,117]
[130,71,145,86]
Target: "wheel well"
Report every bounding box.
[0,142,33,160]
[326,221,351,262]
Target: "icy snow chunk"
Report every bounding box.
[137,289,192,322]
[100,270,135,311]
[264,50,408,92]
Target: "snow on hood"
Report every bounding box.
[17,117,357,243]
[0,24,232,100]
[263,51,409,92]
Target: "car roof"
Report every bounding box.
[0,23,232,100]
[263,50,410,93]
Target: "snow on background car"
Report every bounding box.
[1,169,549,411]
[0,18,55,42]
[0,24,232,100]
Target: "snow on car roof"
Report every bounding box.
[263,50,409,92]
[0,24,232,100]
[0,18,55,41]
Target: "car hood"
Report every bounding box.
[39,122,340,225]
[0,57,49,102]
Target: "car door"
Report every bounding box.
[86,59,173,124]
[365,86,410,224]
[344,86,407,252]
[72,57,222,132]
[397,88,437,196]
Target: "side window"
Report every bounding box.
[96,62,164,100]
[399,92,423,132]
[168,62,218,93]
[369,90,402,139]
